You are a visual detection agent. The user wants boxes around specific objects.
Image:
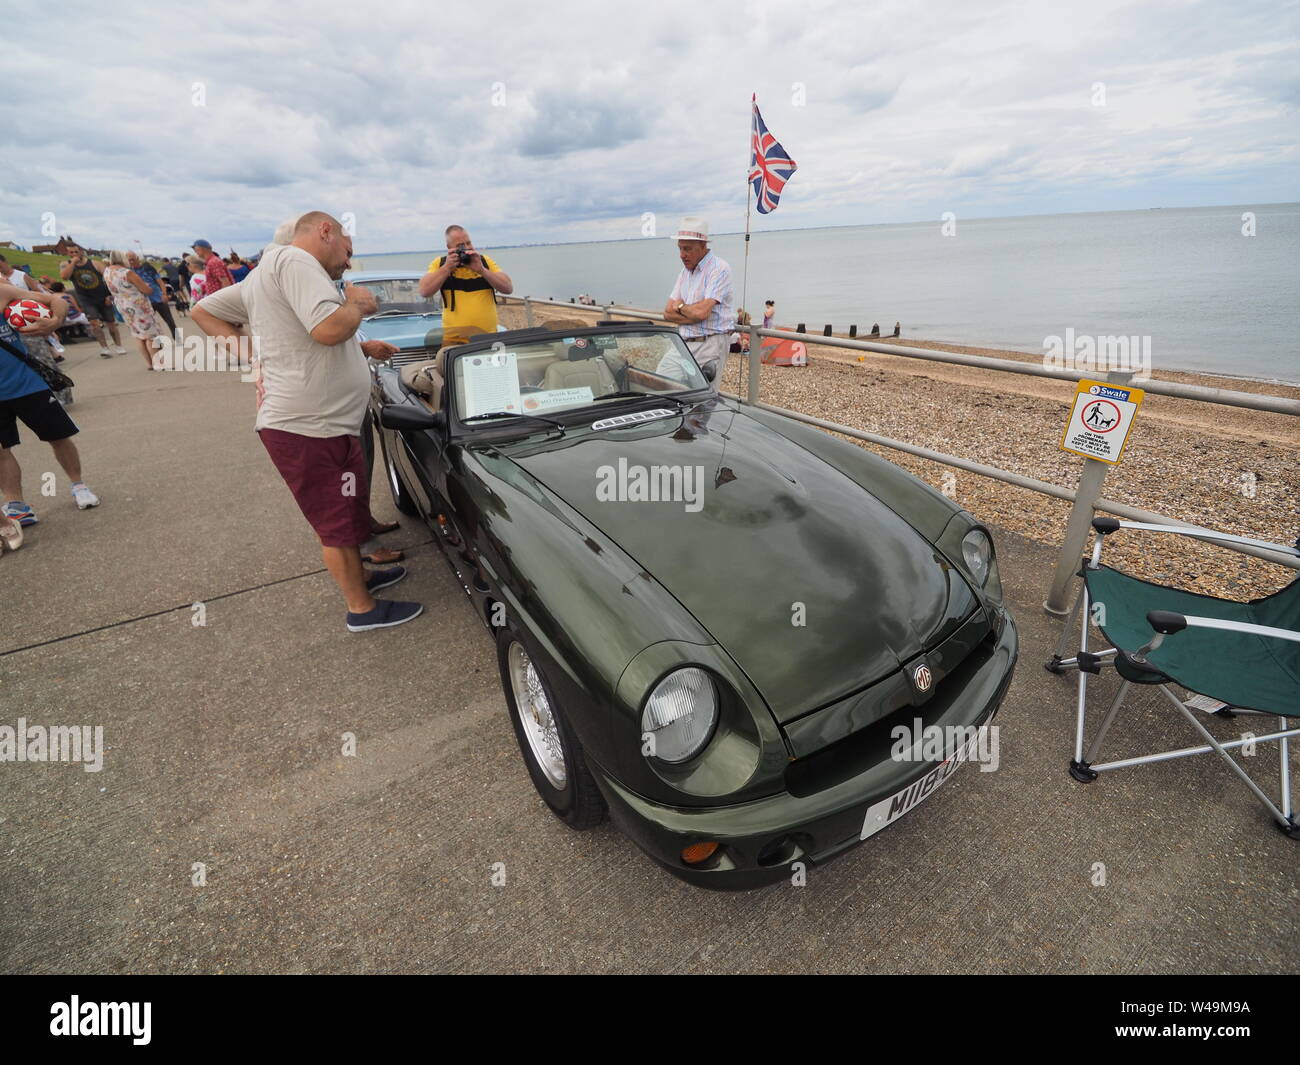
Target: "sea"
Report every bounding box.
[353,204,1300,385]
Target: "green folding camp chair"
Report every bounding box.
[1046,517,1300,838]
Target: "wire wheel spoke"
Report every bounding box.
[509,643,567,788]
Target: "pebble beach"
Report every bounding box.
[499,302,1300,603]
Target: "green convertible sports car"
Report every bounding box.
[370,321,1018,889]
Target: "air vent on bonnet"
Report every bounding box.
[590,409,679,431]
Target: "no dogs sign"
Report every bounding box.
[1060,380,1144,464]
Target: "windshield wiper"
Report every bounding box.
[462,411,567,435]
[593,391,694,408]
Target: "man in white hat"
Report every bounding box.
[662,216,735,390]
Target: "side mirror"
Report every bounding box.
[380,403,446,432]
[701,362,717,382]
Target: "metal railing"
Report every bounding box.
[504,296,1300,606]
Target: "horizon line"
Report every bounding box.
[352,199,1299,257]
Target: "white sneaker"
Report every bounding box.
[112,345,127,355]
[98,348,112,358]
[71,483,100,510]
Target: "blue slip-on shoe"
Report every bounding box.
[364,565,407,593]
[2,501,37,527]
[346,599,424,633]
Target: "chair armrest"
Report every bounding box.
[1146,610,1187,635]
[1179,615,1300,646]
[1095,519,1300,560]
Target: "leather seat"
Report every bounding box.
[543,350,616,395]
[399,360,444,412]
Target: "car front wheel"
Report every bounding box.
[497,626,606,830]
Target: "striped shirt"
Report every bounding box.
[669,252,735,339]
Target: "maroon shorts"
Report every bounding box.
[258,428,371,548]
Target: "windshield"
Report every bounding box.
[351,278,442,316]
[452,330,709,423]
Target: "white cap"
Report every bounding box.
[671,216,710,242]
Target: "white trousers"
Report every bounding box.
[683,332,729,391]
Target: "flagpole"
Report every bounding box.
[741,92,754,326]
[741,93,754,398]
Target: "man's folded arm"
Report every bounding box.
[309,303,364,345]
[192,285,248,344]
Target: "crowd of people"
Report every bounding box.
[0,238,257,550]
[0,240,268,370]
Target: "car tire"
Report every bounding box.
[375,420,419,517]
[496,625,606,831]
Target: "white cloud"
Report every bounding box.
[0,0,1296,255]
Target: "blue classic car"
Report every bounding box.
[347,268,508,477]
[345,270,445,352]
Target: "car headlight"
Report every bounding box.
[961,528,993,587]
[641,667,718,764]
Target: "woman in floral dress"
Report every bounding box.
[104,250,165,369]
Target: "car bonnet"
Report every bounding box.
[359,314,443,351]
[500,403,976,721]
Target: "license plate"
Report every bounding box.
[860,728,984,840]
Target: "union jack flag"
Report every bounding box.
[749,96,797,214]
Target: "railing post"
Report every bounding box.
[1043,370,1134,616]
[523,297,534,326]
[747,324,761,404]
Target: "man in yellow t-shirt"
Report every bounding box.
[417,225,513,346]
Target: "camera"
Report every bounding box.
[455,243,473,268]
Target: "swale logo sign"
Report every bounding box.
[50,996,151,1045]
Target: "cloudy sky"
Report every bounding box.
[2,0,1296,256]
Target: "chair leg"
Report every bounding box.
[1160,686,1298,836]
[1047,579,1087,673]
[1279,716,1298,837]
[1069,582,1094,776]
[1085,681,1132,766]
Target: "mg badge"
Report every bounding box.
[913,664,933,693]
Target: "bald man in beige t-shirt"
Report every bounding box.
[193,211,421,633]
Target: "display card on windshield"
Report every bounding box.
[521,387,593,413]
[462,350,522,418]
